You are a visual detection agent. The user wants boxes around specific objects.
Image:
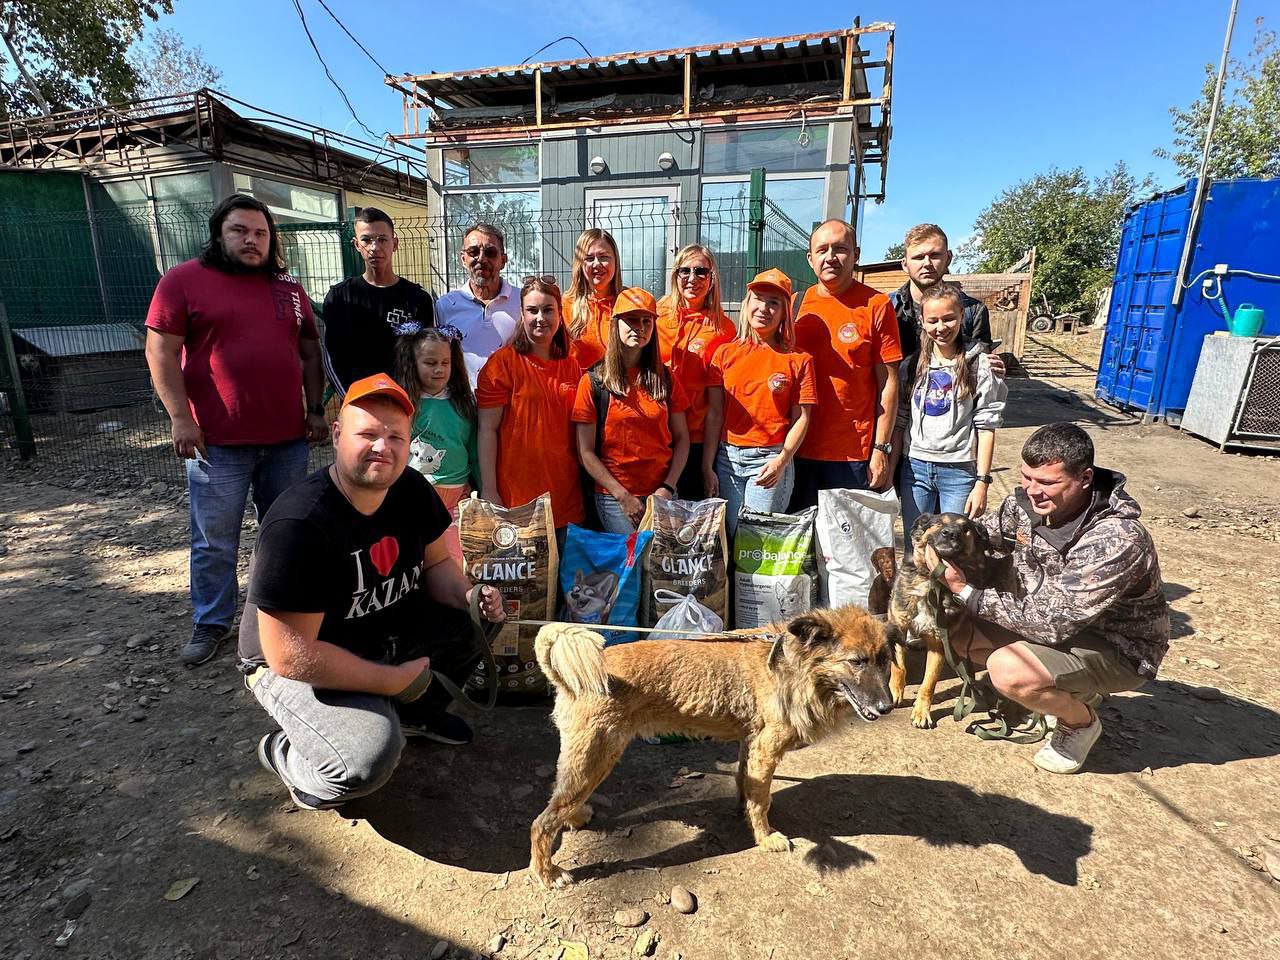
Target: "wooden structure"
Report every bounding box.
[856,250,1035,359]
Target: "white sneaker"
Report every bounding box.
[1033,710,1102,774]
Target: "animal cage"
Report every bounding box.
[1180,334,1280,451]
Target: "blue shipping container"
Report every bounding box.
[1096,177,1280,420]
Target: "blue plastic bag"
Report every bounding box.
[559,525,652,645]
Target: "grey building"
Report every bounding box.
[387,22,895,300]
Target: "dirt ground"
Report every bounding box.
[2,338,1278,960]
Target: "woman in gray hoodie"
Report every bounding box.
[899,282,1007,537]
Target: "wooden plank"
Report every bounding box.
[534,70,543,128]
[391,22,894,85]
[683,53,692,116]
[842,36,854,101]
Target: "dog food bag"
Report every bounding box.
[639,496,730,629]
[649,589,724,639]
[815,488,899,608]
[559,525,653,645]
[459,492,558,697]
[733,507,818,628]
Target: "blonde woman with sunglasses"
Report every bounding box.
[656,244,735,498]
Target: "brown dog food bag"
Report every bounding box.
[638,496,729,628]
[459,492,558,697]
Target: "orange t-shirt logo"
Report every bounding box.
[768,373,789,393]
[688,338,706,355]
[837,323,858,344]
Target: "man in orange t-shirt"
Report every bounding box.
[791,219,903,510]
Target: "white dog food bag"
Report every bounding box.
[815,488,899,608]
[732,507,818,628]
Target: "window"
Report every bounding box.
[443,190,541,290]
[703,125,829,175]
[444,144,538,187]
[232,172,339,224]
[153,172,213,271]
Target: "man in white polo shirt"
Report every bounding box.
[435,222,520,385]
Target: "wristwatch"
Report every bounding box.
[307,402,325,416]
[872,441,893,455]
[975,474,993,485]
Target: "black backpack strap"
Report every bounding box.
[791,284,810,320]
[587,362,611,457]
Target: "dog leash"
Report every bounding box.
[421,587,503,712]
[927,562,1047,744]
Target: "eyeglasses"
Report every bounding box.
[521,274,560,287]
[676,266,711,279]
[463,244,502,260]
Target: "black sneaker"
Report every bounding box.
[181,623,230,666]
[256,732,328,811]
[400,712,473,745]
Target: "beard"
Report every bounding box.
[220,241,273,274]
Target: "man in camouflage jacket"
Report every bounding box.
[928,422,1169,774]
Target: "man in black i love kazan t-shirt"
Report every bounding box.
[237,373,504,810]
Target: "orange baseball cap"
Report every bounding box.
[341,373,414,417]
[612,287,658,318]
[747,268,793,300]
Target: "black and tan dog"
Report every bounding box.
[528,606,896,888]
[886,512,1003,729]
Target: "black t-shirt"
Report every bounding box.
[321,276,435,392]
[240,467,452,664]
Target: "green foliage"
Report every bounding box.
[0,0,172,119]
[128,27,221,99]
[1156,18,1280,180]
[957,164,1154,313]
[882,241,906,261]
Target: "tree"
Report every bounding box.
[0,1,172,119]
[957,163,1154,312]
[1156,18,1279,180]
[882,241,905,261]
[129,28,221,99]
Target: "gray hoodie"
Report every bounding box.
[900,350,1006,463]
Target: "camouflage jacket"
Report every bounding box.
[976,468,1169,678]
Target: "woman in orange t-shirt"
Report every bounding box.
[562,229,622,369]
[703,269,817,537]
[656,244,735,499]
[476,276,583,530]
[573,288,690,534]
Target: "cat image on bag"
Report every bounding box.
[774,581,806,620]
[564,570,621,624]
[409,440,447,477]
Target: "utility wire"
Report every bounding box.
[521,35,595,64]
[289,0,380,141]
[311,0,393,76]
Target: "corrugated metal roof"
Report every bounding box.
[14,324,145,357]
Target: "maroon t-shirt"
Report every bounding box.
[145,259,319,446]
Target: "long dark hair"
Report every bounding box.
[200,193,286,273]
[602,310,668,402]
[514,277,570,360]
[394,327,477,423]
[914,282,976,402]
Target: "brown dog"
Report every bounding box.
[886,512,1000,728]
[528,606,895,888]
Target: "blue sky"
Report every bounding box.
[156,0,1267,259]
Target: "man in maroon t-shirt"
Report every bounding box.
[145,194,327,666]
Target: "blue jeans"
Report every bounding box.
[186,440,309,628]
[715,444,794,539]
[789,456,870,511]
[899,456,977,543]
[594,492,637,535]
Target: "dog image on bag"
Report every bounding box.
[564,570,621,623]
[528,606,897,888]
[886,512,1009,728]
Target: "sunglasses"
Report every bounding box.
[463,245,502,260]
[676,266,711,279]
[521,274,560,287]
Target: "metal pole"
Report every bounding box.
[1171,0,1239,307]
[0,297,37,460]
[747,166,766,276]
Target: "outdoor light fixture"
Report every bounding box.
[657,151,676,171]
[589,155,607,175]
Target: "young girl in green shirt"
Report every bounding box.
[394,325,479,566]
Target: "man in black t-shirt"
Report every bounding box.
[321,207,435,395]
[238,372,504,810]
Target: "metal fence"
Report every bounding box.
[0,193,813,486]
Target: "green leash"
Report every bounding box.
[426,587,503,712]
[927,562,1048,744]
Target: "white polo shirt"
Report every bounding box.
[436,278,520,386]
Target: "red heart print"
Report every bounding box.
[368,536,399,577]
